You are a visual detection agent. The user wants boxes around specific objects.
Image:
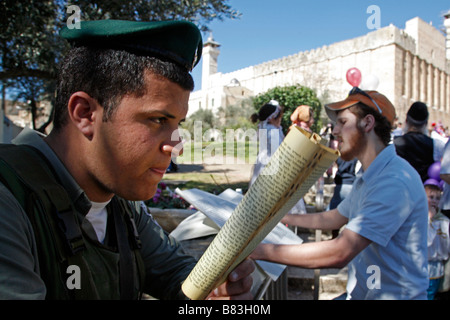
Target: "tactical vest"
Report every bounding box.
[0,144,145,299]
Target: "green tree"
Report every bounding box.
[252,85,322,134]
[217,99,256,131]
[182,107,216,137]
[0,0,241,131]
[0,1,62,82]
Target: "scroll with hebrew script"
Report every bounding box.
[181,126,340,300]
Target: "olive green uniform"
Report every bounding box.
[0,128,196,299]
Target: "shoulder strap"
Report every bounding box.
[0,144,85,255]
[112,198,146,300]
[0,144,100,299]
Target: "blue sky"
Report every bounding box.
[191,0,450,90]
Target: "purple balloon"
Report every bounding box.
[428,162,441,180]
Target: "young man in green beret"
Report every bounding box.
[0,20,254,300]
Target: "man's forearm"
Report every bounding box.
[251,229,371,269]
[252,240,345,269]
[282,209,348,230]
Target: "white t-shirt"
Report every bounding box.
[337,145,428,300]
[250,122,284,185]
[428,213,450,279]
[85,200,110,243]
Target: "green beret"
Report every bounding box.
[60,20,203,71]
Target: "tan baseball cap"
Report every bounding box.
[325,88,396,125]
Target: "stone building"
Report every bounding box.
[189,13,450,127]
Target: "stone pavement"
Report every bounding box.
[287,230,348,300]
[175,156,254,183]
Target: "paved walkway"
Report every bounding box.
[175,156,254,183]
[287,230,347,300]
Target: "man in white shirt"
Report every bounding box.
[251,88,428,299]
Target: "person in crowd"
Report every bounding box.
[440,139,450,220]
[423,179,450,300]
[289,105,314,132]
[287,105,317,216]
[391,117,403,139]
[321,123,361,238]
[430,121,448,144]
[251,88,429,300]
[328,157,360,238]
[249,100,284,186]
[394,102,444,182]
[0,19,254,300]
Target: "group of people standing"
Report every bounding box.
[392,101,450,300]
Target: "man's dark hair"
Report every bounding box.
[53,47,194,130]
[349,103,392,146]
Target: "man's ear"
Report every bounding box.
[67,92,100,140]
[361,114,376,132]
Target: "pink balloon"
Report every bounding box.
[346,68,362,87]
